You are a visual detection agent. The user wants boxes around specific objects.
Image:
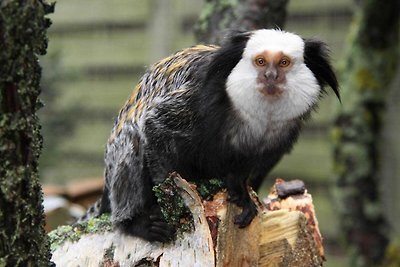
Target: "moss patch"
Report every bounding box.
[153,177,194,235]
[48,214,112,252]
[196,178,225,200]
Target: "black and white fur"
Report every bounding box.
[98,29,339,242]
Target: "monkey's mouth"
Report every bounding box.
[258,84,283,97]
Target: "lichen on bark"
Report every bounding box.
[0,0,54,266]
[332,0,399,265]
[153,175,195,235]
[195,0,289,45]
[48,214,112,252]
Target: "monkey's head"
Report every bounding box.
[219,29,339,122]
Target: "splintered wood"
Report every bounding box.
[259,178,325,267]
[264,178,325,263]
[51,176,325,267]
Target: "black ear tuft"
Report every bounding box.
[304,39,340,102]
[223,30,251,45]
[205,30,251,82]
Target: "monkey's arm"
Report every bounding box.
[249,152,285,192]
[225,171,258,228]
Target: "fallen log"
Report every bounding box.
[49,174,324,266]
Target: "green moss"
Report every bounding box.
[48,214,112,252]
[49,178,223,250]
[153,177,194,235]
[196,178,225,199]
[333,2,398,259]
[220,0,238,8]
[0,0,54,265]
[355,68,380,90]
[330,126,343,145]
[383,240,400,267]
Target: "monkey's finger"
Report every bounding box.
[150,226,175,241]
[148,232,170,243]
[150,225,172,235]
[152,222,176,234]
[149,214,166,222]
[151,221,175,233]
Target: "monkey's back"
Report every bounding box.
[108,45,218,143]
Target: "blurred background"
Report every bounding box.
[38,0,399,266]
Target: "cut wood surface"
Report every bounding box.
[50,175,324,267]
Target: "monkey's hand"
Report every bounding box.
[117,205,175,243]
[226,175,258,228]
[234,200,257,228]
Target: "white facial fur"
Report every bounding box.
[226,29,321,149]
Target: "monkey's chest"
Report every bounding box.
[228,119,297,153]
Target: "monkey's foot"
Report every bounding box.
[118,213,175,243]
[227,194,242,205]
[234,201,257,228]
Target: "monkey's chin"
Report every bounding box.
[258,86,283,97]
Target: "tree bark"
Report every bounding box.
[195,0,289,45]
[332,0,399,266]
[50,175,325,267]
[0,0,54,265]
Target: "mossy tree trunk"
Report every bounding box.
[332,0,399,266]
[0,0,54,266]
[196,0,289,45]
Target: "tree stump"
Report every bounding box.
[49,175,324,267]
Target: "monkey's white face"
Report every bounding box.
[226,30,320,125]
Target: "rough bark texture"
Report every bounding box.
[50,176,324,267]
[0,0,54,266]
[195,0,289,45]
[332,0,399,266]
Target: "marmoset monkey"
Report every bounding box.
[96,29,339,242]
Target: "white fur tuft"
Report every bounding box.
[243,29,305,60]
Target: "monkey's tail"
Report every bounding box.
[75,187,111,223]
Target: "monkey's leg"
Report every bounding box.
[110,160,175,242]
[226,174,258,228]
[249,153,284,192]
[107,123,175,242]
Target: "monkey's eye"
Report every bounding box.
[279,57,291,67]
[255,56,266,67]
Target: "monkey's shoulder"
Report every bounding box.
[108,45,217,144]
[130,44,218,104]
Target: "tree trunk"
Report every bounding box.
[148,0,175,62]
[195,0,289,45]
[332,0,399,265]
[0,0,53,265]
[50,175,325,267]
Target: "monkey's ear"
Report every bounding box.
[206,30,250,83]
[223,30,251,45]
[304,39,340,102]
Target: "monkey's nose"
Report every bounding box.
[264,70,278,81]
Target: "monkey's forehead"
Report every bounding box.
[243,29,304,60]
